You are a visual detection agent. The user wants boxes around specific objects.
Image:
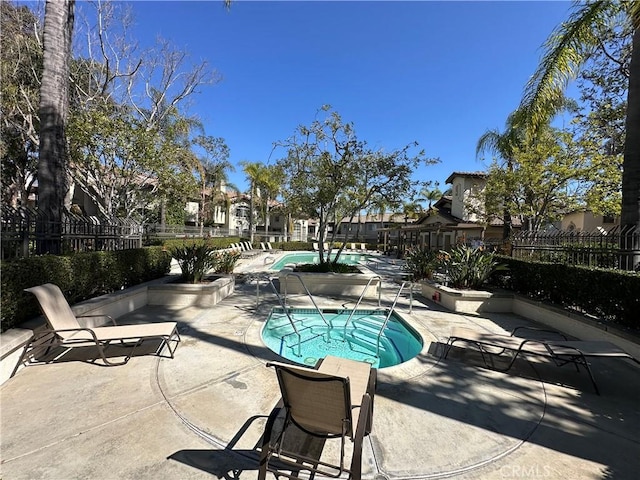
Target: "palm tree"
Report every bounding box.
[476,113,525,240]
[241,161,267,243]
[258,164,284,237]
[37,0,75,254]
[517,0,639,267]
[417,182,443,210]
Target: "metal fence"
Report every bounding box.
[511,226,640,270]
[1,206,143,260]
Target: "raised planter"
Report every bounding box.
[148,275,235,307]
[420,281,513,313]
[278,268,380,298]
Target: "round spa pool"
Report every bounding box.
[261,307,423,368]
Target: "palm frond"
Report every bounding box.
[519,0,615,132]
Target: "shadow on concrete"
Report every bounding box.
[170,315,640,479]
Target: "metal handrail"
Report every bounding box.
[375,281,407,357]
[251,273,302,357]
[342,275,382,339]
[282,273,332,336]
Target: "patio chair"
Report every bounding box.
[444,326,640,394]
[14,283,180,373]
[258,356,376,480]
[266,242,277,252]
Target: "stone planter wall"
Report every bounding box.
[278,268,380,298]
[147,276,235,307]
[420,282,512,313]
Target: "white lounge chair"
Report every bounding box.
[14,284,180,373]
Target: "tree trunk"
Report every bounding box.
[37,0,74,254]
[249,187,255,243]
[622,27,640,269]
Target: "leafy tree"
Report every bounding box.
[483,126,589,232]
[516,0,640,267]
[0,2,43,208]
[277,106,435,263]
[572,14,630,216]
[193,135,233,232]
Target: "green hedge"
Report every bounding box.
[160,236,242,250]
[492,256,640,327]
[277,241,314,251]
[1,247,171,332]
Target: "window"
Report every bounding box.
[235,206,249,218]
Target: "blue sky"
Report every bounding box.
[127,0,572,198]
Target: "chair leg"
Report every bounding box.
[10,335,35,378]
[350,394,372,480]
[258,405,283,480]
[365,369,377,435]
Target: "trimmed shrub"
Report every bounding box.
[491,256,639,327]
[278,241,313,251]
[1,247,171,332]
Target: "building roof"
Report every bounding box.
[445,171,486,184]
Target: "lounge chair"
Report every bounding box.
[14,284,180,373]
[350,242,357,251]
[266,242,276,252]
[312,242,319,251]
[258,356,376,480]
[359,243,367,252]
[445,326,640,394]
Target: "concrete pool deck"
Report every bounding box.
[2,253,640,479]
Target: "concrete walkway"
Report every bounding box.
[2,255,640,479]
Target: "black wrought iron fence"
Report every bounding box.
[1,206,143,260]
[511,226,640,270]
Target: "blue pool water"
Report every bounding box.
[269,252,371,271]
[261,308,423,368]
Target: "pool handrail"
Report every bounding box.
[375,282,407,358]
[341,275,382,340]
[251,273,302,357]
[282,273,332,332]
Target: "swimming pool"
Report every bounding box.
[269,252,371,271]
[261,307,423,368]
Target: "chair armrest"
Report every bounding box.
[36,327,100,342]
